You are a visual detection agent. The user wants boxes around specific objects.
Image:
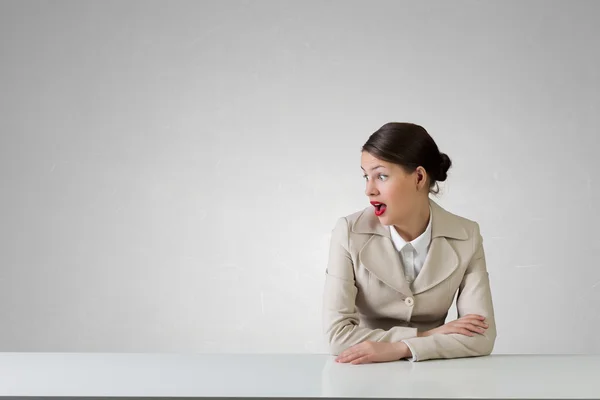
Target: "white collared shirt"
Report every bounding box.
[388,207,433,286]
[388,206,433,362]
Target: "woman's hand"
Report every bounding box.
[335,341,411,364]
[419,314,489,337]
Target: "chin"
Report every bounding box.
[375,214,390,224]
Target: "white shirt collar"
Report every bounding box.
[389,206,432,255]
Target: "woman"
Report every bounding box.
[323,122,496,364]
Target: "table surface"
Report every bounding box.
[1,353,599,399]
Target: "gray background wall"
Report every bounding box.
[1,0,599,354]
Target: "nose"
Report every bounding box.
[365,179,379,197]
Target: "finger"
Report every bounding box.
[458,328,475,337]
[459,317,489,328]
[465,323,486,334]
[454,322,486,334]
[448,324,469,335]
[466,319,489,329]
[335,349,355,362]
[345,351,367,363]
[472,320,489,329]
[336,352,356,362]
[336,343,363,360]
[447,324,474,336]
[351,354,373,365]
[336,349,364,363]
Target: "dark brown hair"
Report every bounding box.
[361,122,451,195]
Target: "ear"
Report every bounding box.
[415,166,427,188]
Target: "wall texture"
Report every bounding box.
[1,0,599,354]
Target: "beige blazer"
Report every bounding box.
[322,198,496,361]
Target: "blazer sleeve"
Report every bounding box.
[322,217,418,355]
[401,222,497,361]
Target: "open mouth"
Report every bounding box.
[370,201,387,216]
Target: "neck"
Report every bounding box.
[392,199,431,242]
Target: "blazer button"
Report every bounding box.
[405,297,414,307]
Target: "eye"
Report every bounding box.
[363,174,369,180]
[378,174,388,181]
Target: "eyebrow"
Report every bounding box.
[361,165,386,172]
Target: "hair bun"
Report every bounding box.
[437,152,452,181]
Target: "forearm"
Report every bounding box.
[402,321,496,361]
[325,315,418,355]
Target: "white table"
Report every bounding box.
[1,353,599,398]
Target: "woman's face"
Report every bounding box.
[360,151,425,226]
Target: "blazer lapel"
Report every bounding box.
[411,199,468,294]
[351,198,468,297]
[411,236,458,294]
[359,234,413,297]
